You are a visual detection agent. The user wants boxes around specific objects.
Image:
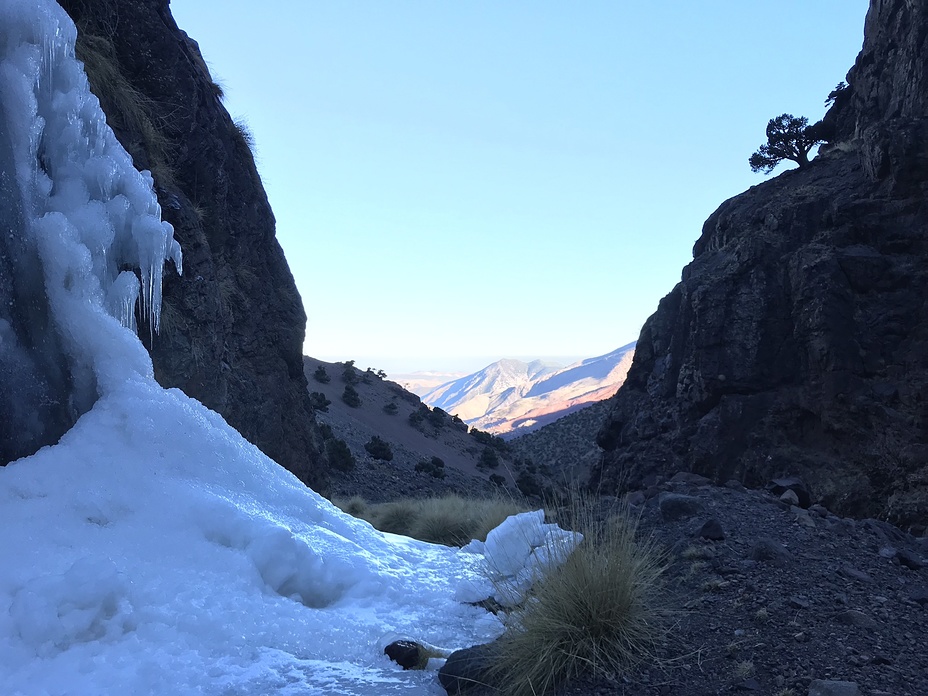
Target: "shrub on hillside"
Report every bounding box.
[341,384,361,408]
[383,401,399,416]
[516,471,542,498]
[408,404,430,428]
[415,456,446,479]
[489,473,506,487]
[313,365,331,384]
[408,410,423,427]
[428,407,448,430]
[308,391,331,413]
[471,427,510,453]
[478,446,500,470]
[341,360,358,384]
[364,435,393,461]
[325,438,355,472]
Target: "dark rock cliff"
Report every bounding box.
[52,0,328,491]
[594,0,928,531]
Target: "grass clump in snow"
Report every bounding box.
[335,494,529,547]
[490,494,668,696]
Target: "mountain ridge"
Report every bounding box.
[422,343,636,437]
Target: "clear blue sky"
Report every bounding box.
[171,1,868,374]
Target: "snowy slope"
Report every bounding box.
[0,5,581,694]
[421,344,636,436]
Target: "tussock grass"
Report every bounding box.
[373,500,419,535]
[336,494,529,547]
[333,496,368,517]
[489,494,668,696]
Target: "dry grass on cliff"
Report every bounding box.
[490,495,668,696]
[75,32,176,190]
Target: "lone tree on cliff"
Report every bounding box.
[749,113,823,174]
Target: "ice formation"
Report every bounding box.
[0,2,580,694]
[0,0,181,398]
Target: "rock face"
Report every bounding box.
[52,0,327,490]
[594,0,928,531]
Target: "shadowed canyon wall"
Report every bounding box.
[595,0,928,531]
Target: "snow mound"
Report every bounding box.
[9,559,135,658]
[459,510,583,606]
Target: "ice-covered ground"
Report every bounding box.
[0,2,580,694]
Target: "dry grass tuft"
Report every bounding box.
[333,496,368,518]
[348,494,529,547]
[489,494,668,696]
[371,500,419,536]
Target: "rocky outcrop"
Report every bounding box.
[594,0,928,531]
[55,0,327,490]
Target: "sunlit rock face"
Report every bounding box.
[28,0,327,490]
[595,0,928,531]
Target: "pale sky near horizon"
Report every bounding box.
[170,1,869,375]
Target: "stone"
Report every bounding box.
[834,610,879,629]
[897,549,925,570]
[659,493,704,521]
[878,545,897,559]
[438,641,499,694]
[384,640,424,670]
[697,518,726,540]
[839,565,872,583]
[749,538,791,564]
[808,680,861,696]
[910,588,928,606]
[769,478,811,508]
[792,508,817,528]
[670,471,712,486]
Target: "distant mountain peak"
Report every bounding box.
[421,344,636,436]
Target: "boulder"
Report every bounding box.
[438,641,499,694]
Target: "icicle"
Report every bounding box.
[0,0,182,395]
[107,271,140,333]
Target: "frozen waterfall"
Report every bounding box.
[0,0,181,456]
